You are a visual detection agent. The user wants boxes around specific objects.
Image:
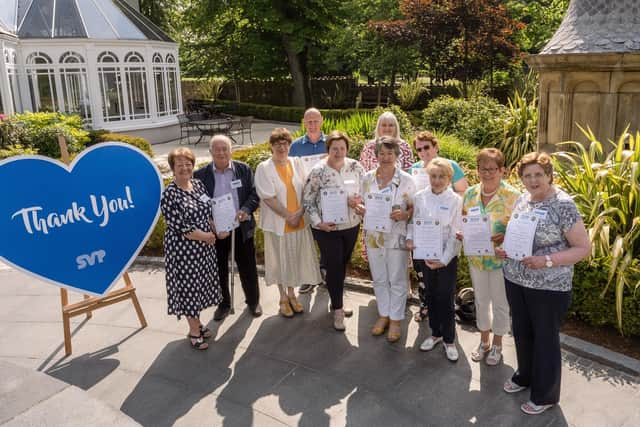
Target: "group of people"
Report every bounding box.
[160,108,590,415]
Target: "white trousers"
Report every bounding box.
[368,247,409,321]
[469,265,510,336]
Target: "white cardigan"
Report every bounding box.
[255,157,306,236]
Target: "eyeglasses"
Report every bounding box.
[272,141,290,147]
[522,172,548,181]
[416,145,433,152]
[479,167,500,174]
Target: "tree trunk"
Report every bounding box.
[283,37,311,107]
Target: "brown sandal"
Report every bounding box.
[288,295,304,313]
[279,299,294,318]
[387,320,402,343]
[371,316,389,336]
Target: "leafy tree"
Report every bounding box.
[507,0,569,53]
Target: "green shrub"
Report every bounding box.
[294,111,377,142]
[0,144,39,159]
[422,95,506,147]
[498,90,538,170]
[0,112,90,158]
[232,142,271,171]
[553,129,640,334]
[397,81,428,111]
[90,132,154,157]
[142,215,166,256]
[570,261,640,337]
[435,132,479,169]
[216,100,372,123]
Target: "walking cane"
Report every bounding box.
[229,227,236,314]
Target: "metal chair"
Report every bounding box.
[228,116,254,145]
[177,113,200,144]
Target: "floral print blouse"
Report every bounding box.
[462,181,520,271]
[359,139,415,172]
[361,167,416,249]
[502,188,582,292]
[303,158,365,230]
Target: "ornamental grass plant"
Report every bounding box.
[552,126,640,334]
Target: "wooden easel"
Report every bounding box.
[58,136,147,356]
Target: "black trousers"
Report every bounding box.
[414,259,430,310]
[505,278,571,405]
[215,231,259,309]
[416,257,458,344]
[312,225,359,310]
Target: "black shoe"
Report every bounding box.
[249,303,262,317]
[213,306,230,321]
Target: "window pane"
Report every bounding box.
[99,68,123,121]
[19,0,53,38]
[154,67,166,115]
[27,69,57,112]
[76,0,117,39]
[168,69,178,113]
[54,0,86,38]
[8,70,22,111]
[61,70,91,119]
[98,0,145,39]
[126,68,149,119]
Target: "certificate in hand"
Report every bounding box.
[462,215,495,256]
[301,153,325,177]
[211,193,239,233]
[411,167,430,190]
[363,193,393,233]
[320,188,348,224]
[412,218,443,260]
[503,212,539,260]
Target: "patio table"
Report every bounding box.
[190,118,233,145]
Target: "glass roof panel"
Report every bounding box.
[98,0,145,40]
[17,0,33,30]
[76,0,117,39]
[112,0,172,42]
[19,0,53,38]
[0,0,18,32]
[54,0,86,38]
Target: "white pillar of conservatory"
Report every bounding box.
[175,51,183,114]
[144,45,158,122]
[15,49,33,113]
[86,43,104,129]
[0,41,15,115]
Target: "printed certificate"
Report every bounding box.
[462,215,495,256]
[363,192,393,233]
[301,154,325,177]
[320,188,348,224]
[212,193,239,232]
[412,218,443,260]
[503,212,539,260]
[411,167,430,191]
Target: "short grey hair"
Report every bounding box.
[209,134,232,151]
[374,136,401,157]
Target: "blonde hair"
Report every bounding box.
[426,157,454,180]
[168,147,195,170]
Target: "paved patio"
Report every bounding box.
[1,260,639,426]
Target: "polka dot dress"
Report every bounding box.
[160,179,221,319]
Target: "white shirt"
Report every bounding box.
[407,187,462,266]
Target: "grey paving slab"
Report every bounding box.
[1,262,639,427]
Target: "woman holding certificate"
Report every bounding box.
[358,137,416,342]
[461,148,520,366]
[406,158,462,361]
[255,128,323,318]
[303,131,365,331]
[496,152,589,415]
[160,147,221,350]
[408,131,468,323]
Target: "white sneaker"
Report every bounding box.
[486,345,502,365]
[444,344,459,362]
[470,342,490,362]
[419,336,442,351]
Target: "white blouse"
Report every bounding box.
[407,187,462,266]
[255,157,306,236]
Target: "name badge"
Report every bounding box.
[199,194,211,203]
[533,208,547,220]
[231,179,242,189]
[468,206,481,216]
[439,205,449,211]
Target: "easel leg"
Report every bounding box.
[83,295,92,319]
[124,272,147,328]
[62,313,72,356]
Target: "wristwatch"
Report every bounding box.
[545,255,553,268]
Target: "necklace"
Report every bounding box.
[481,186,498,197]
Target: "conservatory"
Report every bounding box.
[0,0,182,142]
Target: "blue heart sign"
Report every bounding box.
[0,142,163,296]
